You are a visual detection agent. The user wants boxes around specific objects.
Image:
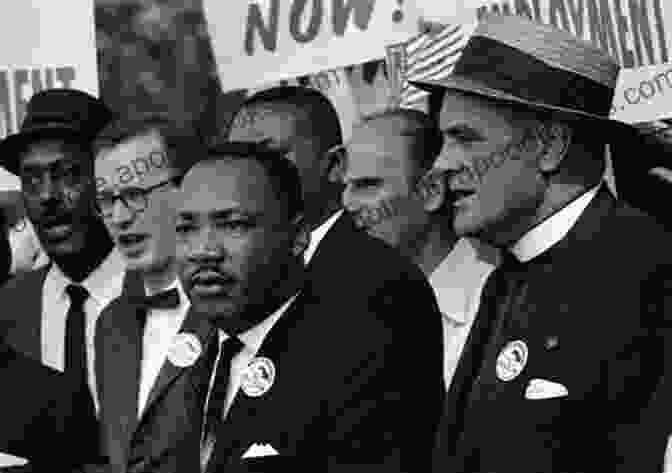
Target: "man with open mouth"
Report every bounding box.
[92,114,207,473]
[412,13,672,473]
[0,88,121,468]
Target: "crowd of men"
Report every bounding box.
[2,12,672,473]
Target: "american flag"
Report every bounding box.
[390,22,472,111]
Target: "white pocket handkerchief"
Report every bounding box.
[242,443,279,459]
[0,452,28,467]
[525,378,569,400]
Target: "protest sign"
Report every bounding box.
[0,0,99,147]
[611,62,672,123]
[203,0,424,93]
[405,0,672,118]
[418,0,670,70]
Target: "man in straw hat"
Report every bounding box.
[411,13,672,473]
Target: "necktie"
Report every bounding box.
[201,335,245,470]
[65,284,91,397]
[433,252,525,468]
[129,287,181,310]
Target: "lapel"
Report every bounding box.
[98,270,145,458]
[206,291,310,471]
[3,265,50,361]
[140,306,216,423]
[440,187,617,452]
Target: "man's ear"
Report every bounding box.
[536,122,572,174]
[291,214,311,258]
[323,145,346,184]
[418,169,448,213]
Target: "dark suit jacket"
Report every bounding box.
[0,341,98,472]
[0,266,50,361]
[206,213,444,473]
[96,270,216,473]
[436,188,672,473]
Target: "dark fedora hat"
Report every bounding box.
[410,13,629,131]
[0,88,114,175]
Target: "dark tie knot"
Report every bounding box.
[65,284,90,307]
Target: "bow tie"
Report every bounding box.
[130,288,181,310]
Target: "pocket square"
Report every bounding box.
[242,443,279,459]
[0,453,28,467]
[525,378,569,400]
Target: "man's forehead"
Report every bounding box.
[439,91,519,130]
[346,123,414,177]
[20,138,85,166]
[95,130,171,190]
[179,159,274,214]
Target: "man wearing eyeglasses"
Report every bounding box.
[0,89,120,467]
[92,115,206,473]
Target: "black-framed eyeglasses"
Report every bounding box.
[95,179,174,219]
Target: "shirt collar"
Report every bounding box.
[144,277,190,313]
[144,277,180,296]
[48,247,126,304]
[304,210,343,263]
[510,184,601,263]
[220,293,299,353]
[429,237,500,325]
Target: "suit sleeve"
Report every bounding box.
[606,263,672,473]
[324,266,444,473]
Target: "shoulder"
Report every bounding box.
[0,265,49,294]
[0,343,65,393]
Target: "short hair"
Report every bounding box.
[360,108,444,177]
[93,114,206,184]
[234,86,343,152]
[188,141,304,220]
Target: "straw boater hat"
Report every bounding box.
[410,13,630,132]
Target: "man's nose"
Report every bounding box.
[36,174,63,203]
[341,182,361,213]
[434,142,471,172]
[189,226,225,261]
[110,198,134,228]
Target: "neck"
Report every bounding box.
[412,221,459,277]
[486,182,592,249]
[310,192,341,231]
[143,259,178,294]
[230,262,305,335]
[52,220,114,283]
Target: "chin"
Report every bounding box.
[190,295,238,319]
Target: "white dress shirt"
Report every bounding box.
[303,210,343,264]
[137,278,190,418]
[41,248,126,413]
[429,237,500,390]
[201,294,298,468]
[511,185,601,262]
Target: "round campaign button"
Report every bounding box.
[241,357,276,398]
[496,340,528,382]
[167,332,202,368]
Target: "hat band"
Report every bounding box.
[452,35,614,117]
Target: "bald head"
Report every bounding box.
[227,86,345,228]
[348,109,443,182]
[228,86,342,153]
